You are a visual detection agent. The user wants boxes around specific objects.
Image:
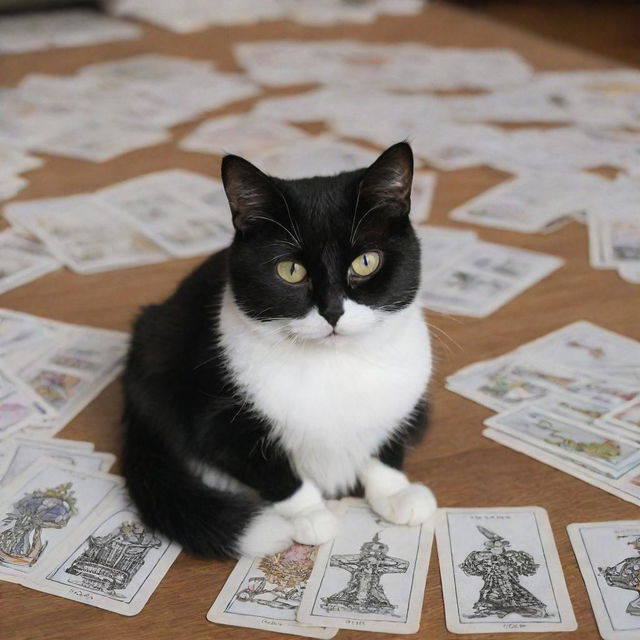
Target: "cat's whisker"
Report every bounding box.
[275,186,303,247]
[350,202,386,245]
[250,215,301,248]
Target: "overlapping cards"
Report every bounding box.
[0,308,128,438]
[0,54,258,163]
[0,457,181,615]
[447,321,640,506]
[208,498,434,636]
[416,226,563,317]
[4,169,233,273]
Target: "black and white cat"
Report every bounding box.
[122,142,436,558]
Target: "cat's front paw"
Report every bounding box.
[291,507,339,546]
[368,483,437,526]
[237,510,295,558]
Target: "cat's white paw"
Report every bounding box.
[291,507,339,546]
[236,510,295,558]
[368,483,437,526]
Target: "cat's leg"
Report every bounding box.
[203,414,338,552]
[359,403,437,526]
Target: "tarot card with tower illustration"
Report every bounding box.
[435,507,576,633]
[26,489,181,615]
[296,498,435,633]
[568,521,640,639]
[0,459,122,583]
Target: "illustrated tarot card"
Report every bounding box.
[568,521,640,639]
[296,498,434,633]
[436,507,576,633]
[27,490,181,615]
[0,459,123,582]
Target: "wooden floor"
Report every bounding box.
[1,3,638,639]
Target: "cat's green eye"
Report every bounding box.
[350,251,381,278]
[276,260,307,284]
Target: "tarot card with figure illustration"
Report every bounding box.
[207,542,337,638]
[0,459,122,582]
[296,498,434,633]
[436,507,576,634]
[568,521,640,639]
[27,490,181,615]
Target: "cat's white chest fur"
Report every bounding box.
[218,286,432,496]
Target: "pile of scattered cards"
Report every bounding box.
[447,321,640,506]
[4,169,233,273]
[0,457,181,615]
[236,40,533,91]
[0,9,141,54]
[208,498,434,637]
[0,308,128,439]
[416,226,563,317]
[0,54,258,162]
[107,0,425,32]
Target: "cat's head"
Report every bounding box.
[222,142,420,344]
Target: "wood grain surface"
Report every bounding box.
[0,3,637,639]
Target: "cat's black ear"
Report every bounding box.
[358,142,413,216]
[221,154,282,233]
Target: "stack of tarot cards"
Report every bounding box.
[0,457,181,615]
[447,321,640,506]
[415,226,563,317]
[3,169,234,273]
[0,308,128,439]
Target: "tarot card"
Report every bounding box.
[27,490,181,615]
[482,427,640,507]
[0,436,113,486]
[518,321,640,383]
[297,498,434,634]
[97,179,232,258]
[449,172,605,233]
[0,459,123,582]
[436,507,576,634]
[568,521,640,639]
[409,171,437,224]
[485,406,640,477]
[34,118,169,163]
[252,136,377,180]
[420,242,562,317]
[207,543,337,638]
[415,226,477,278]
[5,196,168,273]
[0,248,60,295]
[446,356,579,412]
[0,366,51,440]
[180,114,309,157]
